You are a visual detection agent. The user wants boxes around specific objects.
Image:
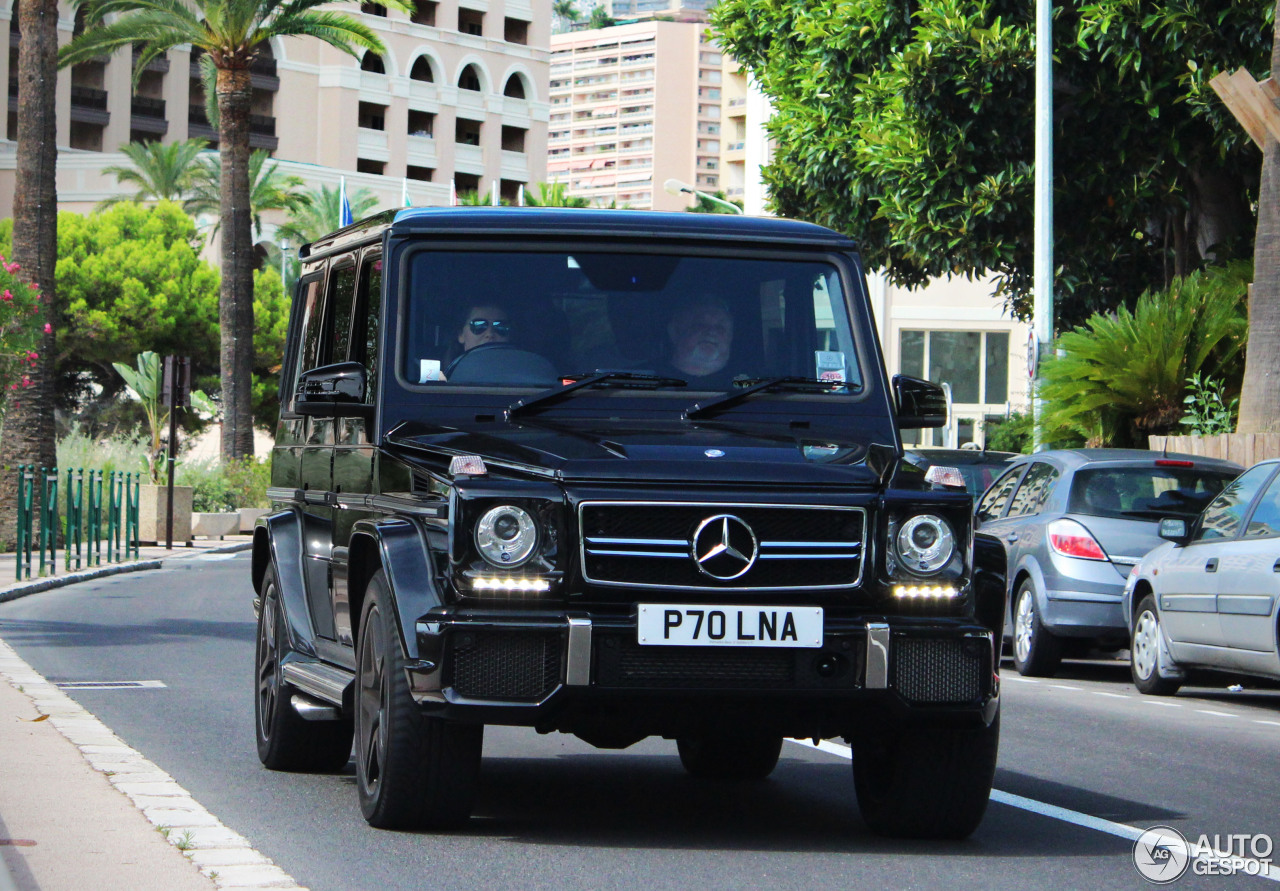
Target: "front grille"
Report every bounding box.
[892,637,985,704]
[449,630,562,701]
[597,637,796,688]
[580,502,865,590]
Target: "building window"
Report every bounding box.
[456,117,482,146]
[504,17,528,44]
[458,8,483,36]
[502,74,526,99]
[458,64,482,92]
[409,57,435,82]
[360,52,385,74]
[501,125,526,153]
[407,165,434,182]
[358,102,387,130]
[360,1,387,15]
[357,158,385,175]
[455,172,481,195]
[898,330,1010,405]
[411,0,437,26]
[408,109,435,138]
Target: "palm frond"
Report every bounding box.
[265,10,384,54]
[276,184,381,244]
[96,138,210,209]
[186,149,308,238]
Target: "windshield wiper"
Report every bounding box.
[683,376,855,420]
[507,372,687,418]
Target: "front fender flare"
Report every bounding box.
[252,510,317,658]
[349,517,443,662]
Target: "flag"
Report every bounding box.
[517,183,525,207]
[491,181,499,206]
[450,177,457,207]
[402,178,412,208]
[339,176,354,227]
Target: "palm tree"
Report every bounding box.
[1238,3,1280,433]
[524,182,590,208]
[586,3,615,29]
[551,0,579,32]
[98,138,209,209]
[59,0,409,461]
[277,184,381,246]
[185,150,307,238]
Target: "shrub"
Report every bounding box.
[984,411,1035,453]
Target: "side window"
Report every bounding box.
[1243,470,1280,538]
[328,261,359,364]
[291,276,325,411]
[1005,463,1061,519]
[1195,465,1273,542]
[353,252,382,404]
[977,465,1024,522]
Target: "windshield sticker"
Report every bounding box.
[815,351,847,383]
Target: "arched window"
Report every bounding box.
[502,74,525,99]
[458,64,481,92]
[360,52,385,74]
[410,56,435,83]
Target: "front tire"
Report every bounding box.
[1131,594,1182,696]
[254,568,353,772]
[853,712,1000,840]
[355,570,483,829]
[1012,581,1062,677]
[677,729,783,780]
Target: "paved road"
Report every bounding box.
[1,553,1278,890]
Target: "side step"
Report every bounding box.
[282,660,354,708]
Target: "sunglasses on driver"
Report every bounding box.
[467,319,512,336]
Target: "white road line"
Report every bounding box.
[1049,684,1082,691]
[787,738,1280,883]
[1002,676,1038,683]
[1141,700,1182,708]
[1196,709,1239,718]
[1091,691,1131,699]
[1256,720,1280,727]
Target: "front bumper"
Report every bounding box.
[409,609,998,734]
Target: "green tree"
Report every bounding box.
[1037,263,1251,447]
[524,182,590,208]
[552,0,579,32]
[711,0,1272,328]
[586,3,614,29]
[455,189,506,206]
[184,149,307,239]
[685,190,744,214]
[98,138,210,209]
[276,184,381,246]
[60,0,410,461]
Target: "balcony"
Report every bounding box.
[188,106,278,150]
[132,48,170,74]
[70,85,110,125]
[130,95,168,134]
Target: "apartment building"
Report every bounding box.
[1,0,550,222]
[548,20,721,210]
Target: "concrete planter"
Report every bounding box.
[239,507,270,533]
[193,512,241,540]
[138,484,194,544]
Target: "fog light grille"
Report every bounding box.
[893,637,984,703]
[450,630,562,701]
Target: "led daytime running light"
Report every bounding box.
[471,576,552,593]
[892,584,960,599]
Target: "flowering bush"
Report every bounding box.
[0,253,47,404]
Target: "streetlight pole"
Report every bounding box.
[663,178,744,214]
[279,238,290,296]
[1032,0,1054,450]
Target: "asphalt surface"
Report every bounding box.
[1,551,1278,890]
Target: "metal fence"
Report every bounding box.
[14,466,140,581]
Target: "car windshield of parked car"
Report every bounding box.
[399,250,861,393]
[1067,465,1239,521]
[1194,464,1275,541]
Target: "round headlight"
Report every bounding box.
[475,505,538,567]
[896,514,955,575]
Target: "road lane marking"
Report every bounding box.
[1140,700,1182,707]
[55,680,167,690]
[787,738,1280,882]
[1002,676,1038,683]
[1196,709,1238,718]
[1256,720,1280,727]
[1049,684,1082,691]
[1091,691,1130,699]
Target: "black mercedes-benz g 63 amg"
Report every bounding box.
[252,207,1004,839]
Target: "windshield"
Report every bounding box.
[1067,465,1238,520]
[400,250,861,393]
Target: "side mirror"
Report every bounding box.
[295,362,373,418]
[1158,517,1190,545]
[893,375,948,429]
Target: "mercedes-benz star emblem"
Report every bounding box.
[691,514,758,580]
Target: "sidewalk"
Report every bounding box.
[0,535,255,604]
[0,534,308,890]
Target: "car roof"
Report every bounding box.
[300,207,858,261]
[1019,448,1243,470]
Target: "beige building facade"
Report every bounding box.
[1,0,550,221]
[548,20,721,210]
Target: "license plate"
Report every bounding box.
[637,604,823,647]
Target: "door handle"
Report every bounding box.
[1273,558,1280,573]
[1205,557,1218,573]
[1006,534,1018,543]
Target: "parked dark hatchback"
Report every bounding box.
[250,207,1005,839]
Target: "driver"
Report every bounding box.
[664,297,735,388]
[444,304,513,378]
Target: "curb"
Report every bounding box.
[0,541,253,604]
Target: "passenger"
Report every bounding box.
[663,297,735,388]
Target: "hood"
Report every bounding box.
[383,417,886,487]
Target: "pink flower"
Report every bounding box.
[44,323,52,333]
[27,282,37,290]
[1,290,10,302]
[27,351,38,361]
[3,262,19,274]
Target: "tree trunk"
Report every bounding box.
[216,66,256,460]
[0,0,59,550]
[1238,5,1280,434]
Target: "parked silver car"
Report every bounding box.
[975,449,1242,677]
[1122,458,1280,695]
